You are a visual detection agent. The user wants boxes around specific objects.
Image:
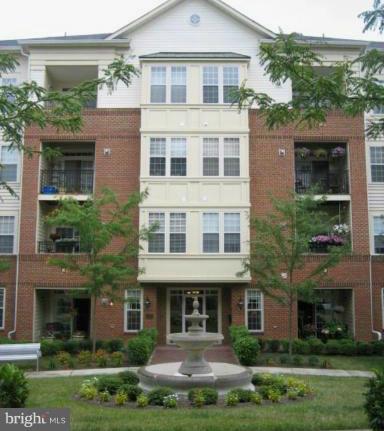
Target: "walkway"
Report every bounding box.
[150,344,239,365]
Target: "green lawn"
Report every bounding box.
[27,375,369,431]
[259,353,384,371]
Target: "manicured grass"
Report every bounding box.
[259,353,384,371]
[27,375,369,431]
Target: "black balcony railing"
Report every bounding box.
[40,169,94,195]
[38,240,89,254]
[295,170,349,194]
[45,98,97,109]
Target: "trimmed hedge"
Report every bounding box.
[127,330,157,366]
[230,325,260,366]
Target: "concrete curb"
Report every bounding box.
[26,367,139,379]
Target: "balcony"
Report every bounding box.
[40,169,94,195]
[295,144,349,195]
[38,240,83,254]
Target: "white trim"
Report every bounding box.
[0,143,20,184]
[124,288,144,333]
[0,287,6,330]
[245,288,264,333]
[149,65,187,105]
[201,64,240,105]
[107,0,276,40]
[0,212,18,255]
[149,136,187,178]
[200,136,241,177]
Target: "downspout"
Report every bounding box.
[370,255,382,341]
[8,46,28,339]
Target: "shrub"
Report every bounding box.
[321,359,333,369]
[56,351,71,368]
[279,354,291,365]
[118,370,139,386]
[357,342,374,356]
[287,389,299,400]
[63,340,81,355]
[252,373,270,386]
[308,356,320,367]
[258,385,271,400]
[295,382,312,397]
[98,390,111,403]
[137,394,149,408]
[105,339,124,353]
[115,390,128,406]
[307,337,324,355]
[147,387,175,406]
[364,369,384,431]
[293,339,310,355]
[339,339,357,356]
[292,355,304,366]
[127,337,151,365]
[79,339,92,351]
[188,387,218,405]
[48,358,57,370]
[0,364,29,408]
[253,374,288,395]
[268,339,281,353]
[94,349,108,368]
[265,356,277,366]
[67,357,75,369]
[110,351,124,367]
[77,350,92,367]
[233,336,260,366]
[267,388,282,403]
[225,392,239,406]
[138,328,158,344]
[280,339,290,353]
[163,394,178,409]
[229,325,249,343]
[192,391,205,408]
[120,384,143,401]
[372,341,384,356]
[79,385,97,400]
[96,376,122,395]
[250,392,262,405]
[324,340,341,355]
[228,389,254,403]
[40,339,65,356]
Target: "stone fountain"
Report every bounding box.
[138,293,254,394]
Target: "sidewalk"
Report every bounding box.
[26,365,374,379]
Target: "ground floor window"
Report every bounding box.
[373,216,384,254]
[0,288,4,329]
[246,289,263,332]
[125,289,142,332]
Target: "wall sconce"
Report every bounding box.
[237,298,244,310]
[101,298,114,307]
[144,297,151,309]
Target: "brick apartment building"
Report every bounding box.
[0,0,383,345]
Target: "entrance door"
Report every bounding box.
[73,298,91,335]
[168,289,220,339]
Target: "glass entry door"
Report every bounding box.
[169,289,220,336]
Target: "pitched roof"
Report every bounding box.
[139,52,251,59]
[0,33,110,47]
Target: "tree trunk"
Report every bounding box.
[288,297,293,357]
[90,295,97,354]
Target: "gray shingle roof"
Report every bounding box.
[139,52,251,59]
[0,33,111,47]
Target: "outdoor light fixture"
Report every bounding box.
[237,298,244,310]
[101,298,114,307]
[144,296,151,309]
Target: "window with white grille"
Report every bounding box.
[151,66,167,103]
[148,212,165,253]
[0,216,15,254]
[224,138,240,176]
[203,212,241,253]
[149,138,187,177]
[203,138,220,176]
[202,66,239,104]
[223,67,239,103]
[246,290,263,332]
[373,216,384,254]
[171,66,187,103]
[170,213,186,253]
[125,289,142,331]
[203,66,219,103]
[0,146,19,182]
[203,213,220,253]
[148,212,187,253]
[150,138,166,176]
[170,138,187,176]
[202,137,240,176]
[370,147,384,182]
[224,213,240,252]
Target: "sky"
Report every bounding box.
[0,0,381,42]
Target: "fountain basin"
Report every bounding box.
[138,362,254,395]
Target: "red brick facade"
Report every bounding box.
[1,108,383,343]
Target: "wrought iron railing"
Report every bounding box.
[295,170,349,194]
[40,169,94,195]
[38,240,89,254]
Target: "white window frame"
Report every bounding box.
[201,65,240,104]
[0,213,17,255]
[149,65,187,104]
[245,289,264,333]
[124,289,143,333]
[201,211,241,254]
[369,145,384,183]
[0,287,5,330]
[148,212,187,254]
[0,144,20,183]
[149,137,187,177]
[371,214,384,255]
[201,137,241,177]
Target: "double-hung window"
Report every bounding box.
[370,147,384,182]
[203,212,241,253]
[203,213,220,253]
[203,66,239,104]
[224,213,241,253]
[125,289,142,331]
[150,138,187,177]
[171,66,187,103]
[0,146,19,182]
[202,137,240,176]
[0,288,4,329]
[148,212,186,253]
[0,216,15,254]
[150,66,167,103]
[2,78,17,102]
[246,290,263,332]
[373,216,384,254]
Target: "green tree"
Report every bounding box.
[46,189,149,353]
[0,54,138,195]
[238,194,346,356]
[234,1,384,139]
